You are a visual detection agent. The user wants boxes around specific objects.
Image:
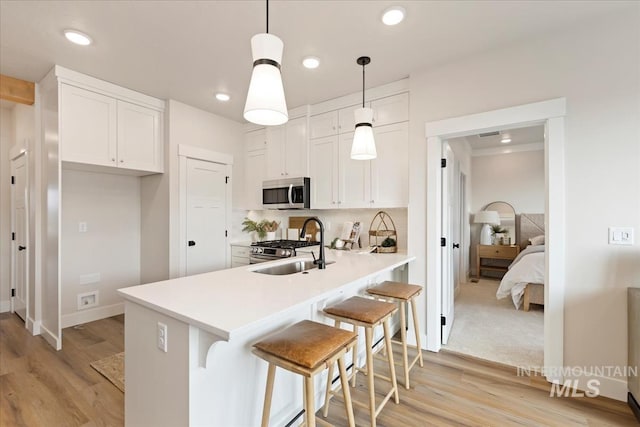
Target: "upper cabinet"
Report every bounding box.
[244,128,267,210]
[59,77,164,175]
[265,115,308,179]
[371,92,408,127]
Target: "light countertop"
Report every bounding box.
[118,250,415,340]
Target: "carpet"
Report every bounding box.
[90,352,124,392]
[443,279,543,368]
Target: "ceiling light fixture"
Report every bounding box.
[215,93,230,102]
[64,29,92,46]
[351,56,376,160]
[382,6,406,26]
[243,0,288,126]
[302,56,320,69]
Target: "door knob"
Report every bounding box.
[453,243,460,249]
[188,240,196,247]
[18,245,26,251]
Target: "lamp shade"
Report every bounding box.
[474,210,500,225]
[243,33,288,126]
[351,107,376,160]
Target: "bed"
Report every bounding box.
[496,213,545,311]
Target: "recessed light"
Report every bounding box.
[382,6,406,26]
[302,56,320,69]
[64,29,92,46]
[215,93,230,102]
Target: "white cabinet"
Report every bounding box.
[309,122,408,209]
[244,129,267,210]
[371,92,409,127]
[265,116,308,179]
[309,110,338,139]
[230,244,251,267]
[60,83,163,174]
[370,122,409,207]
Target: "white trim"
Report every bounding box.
[177,146,233,277]
[54,65,165,111]
[418,97,566,383]
[566,373,628,401]
[177,144,234,165]
[471,142,544,157]
[26,317,41,335]
[40,323,61,350]
[426,98,566,138]
[0,300,10,313]
[61,302,124,329]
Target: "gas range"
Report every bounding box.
[250,240,320,263]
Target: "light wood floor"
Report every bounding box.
[1,313,637,426]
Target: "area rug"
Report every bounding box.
[443,279,543,368]
[90,352,124,392]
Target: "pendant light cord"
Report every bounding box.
[362,62,365,108]
[266,0,269,33]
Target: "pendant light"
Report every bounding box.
[351,56,376,160]
[243,0,289,126]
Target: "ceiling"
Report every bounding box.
[459,125,545,151]
[0,1,634,123]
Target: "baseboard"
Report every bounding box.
[629,392,640,422]
[567,373,628,401]
[61,302,124,328]
[26,317,41,335]
[40,323,61,350]
[0,300,10,313]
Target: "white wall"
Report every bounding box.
[167,100,244,278]
[471,149,544,213]
[408,9,639,399]
[0,107,14,312]
[61,169,140,326]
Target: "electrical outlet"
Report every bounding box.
[78,222,87,233]
[77,291,99,310]
[608,227,634,245]
[157,322,168,352]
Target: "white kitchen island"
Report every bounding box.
[117,249,415,427]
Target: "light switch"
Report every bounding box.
[608,227,634,245]
[79,222,87,233]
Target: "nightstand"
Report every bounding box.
[477,244,520,279]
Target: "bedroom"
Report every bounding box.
[443,124,546,368]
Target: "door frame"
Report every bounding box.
[420,98,566,383]
[177,144,233,277]
[10,148,29,321]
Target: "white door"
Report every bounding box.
[11,153,28,321]
[185,158,228,276]
[441,142,455,344]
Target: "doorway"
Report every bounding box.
[10,151,28,322]
[418,98,566,383]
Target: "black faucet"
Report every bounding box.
[300,217,326,269]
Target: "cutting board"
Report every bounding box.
[289,216,318,242]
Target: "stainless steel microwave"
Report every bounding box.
[262,177,310,209]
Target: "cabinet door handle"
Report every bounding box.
[112,158,116,162]
[120,159,124,163]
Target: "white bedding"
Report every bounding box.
[496,251,545,309]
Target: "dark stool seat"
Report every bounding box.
[367,281,424,389]
[253,320,357,427]
[322,296,399,427]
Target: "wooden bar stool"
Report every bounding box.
[322,296,399,427]
[252,320,357,427]
[367,281,424,389]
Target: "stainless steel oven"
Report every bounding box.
[249,240,319,264]
[262,177,310,209]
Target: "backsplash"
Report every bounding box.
[232,208,408,250]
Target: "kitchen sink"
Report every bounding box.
[252,259,335,275]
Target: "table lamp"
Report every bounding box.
[474,210,500,245]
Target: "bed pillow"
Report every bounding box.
[529,235,545,246]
